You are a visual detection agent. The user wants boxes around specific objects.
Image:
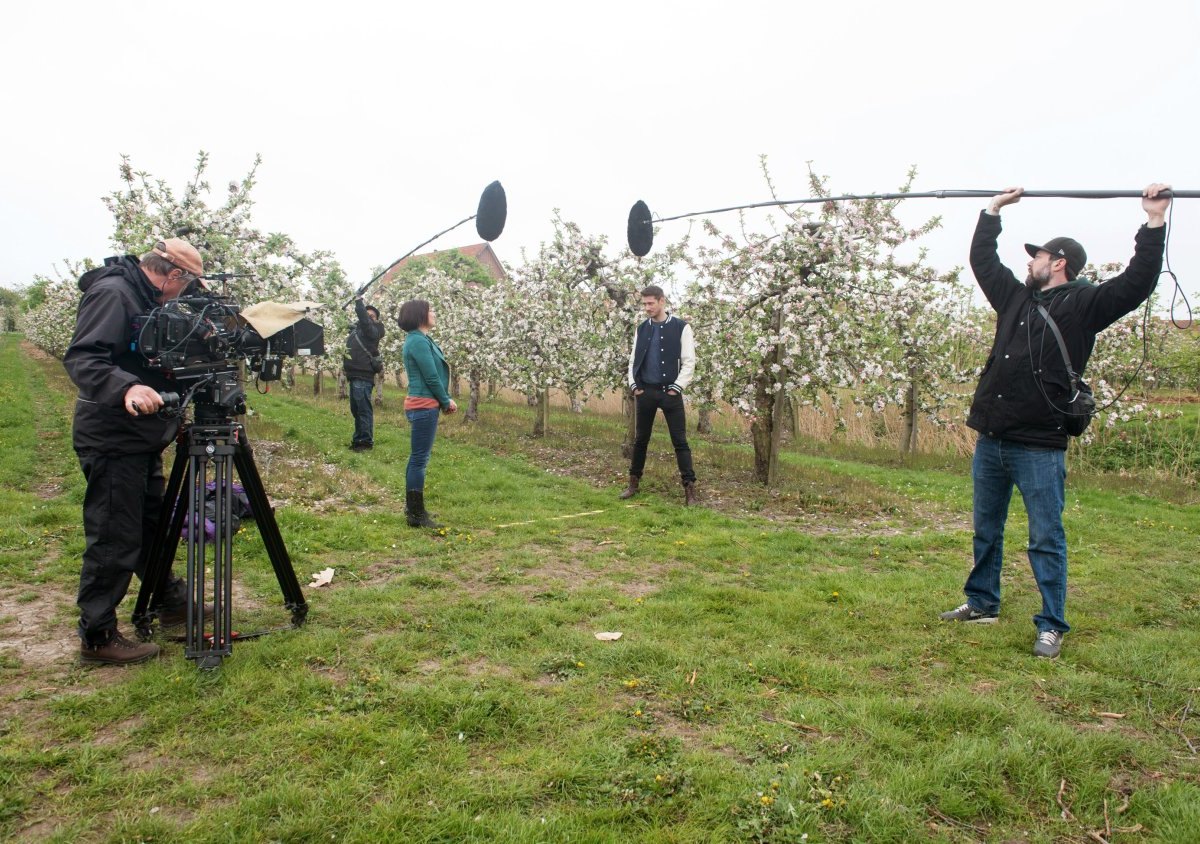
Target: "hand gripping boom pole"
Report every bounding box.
[627,188,1195,256]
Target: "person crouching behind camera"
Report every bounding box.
[398,299,456,528]
[63,238,205,666]
[343,297,385,451]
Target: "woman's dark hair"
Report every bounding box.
[397,299,431,332]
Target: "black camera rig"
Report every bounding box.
[131,290,324,668]
[131,292,325,384]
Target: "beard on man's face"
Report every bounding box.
[1024,266,1051,290]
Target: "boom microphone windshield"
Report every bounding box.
[476,180,507,242]
[628,200,654,257]
[626,188,1195,255]
[345,180,507,306]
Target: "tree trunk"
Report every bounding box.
[697,405,712,435]
[488,378,497,399]
[900,372,919,454]
[533,388,550,437]
[394,368,405,389]
[467,371,481,422]
[569,391,583,414]
[336,369,346,400]
[751,309,785,486]
[621,390,636,459]
[451,371,461,398]
[374,374,383,408]
[313,370,322,396]
[285,363,296,390]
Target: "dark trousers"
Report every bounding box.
[348,377,375,446]
[630,387,695,484]
[76,449,185,645]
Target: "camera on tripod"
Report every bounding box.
[131,286,320,668]
[131,290,326,385]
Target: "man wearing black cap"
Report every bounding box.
[940,185,1170,658]
[343,297,385,451]
[63,237,206,665]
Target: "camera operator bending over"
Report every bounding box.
[63,238,206,665]
[343,297,385,451]
[940,185,1170,660]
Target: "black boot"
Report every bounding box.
[406,489,442,529]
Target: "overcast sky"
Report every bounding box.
[2,0,1197,315]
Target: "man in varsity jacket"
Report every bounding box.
[620,285,698,505]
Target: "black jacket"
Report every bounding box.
[342,299,386,380]
[63,256,180,454]
[966,211,1164,448]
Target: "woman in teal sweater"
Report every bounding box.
[398,300,457,527]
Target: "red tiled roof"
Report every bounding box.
[379,242,507,287]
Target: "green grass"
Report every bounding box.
[2,334,1198,843]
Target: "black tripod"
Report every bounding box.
[133,371,307,669]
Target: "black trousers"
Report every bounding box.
[76,449,184,645]
[629,387,695,484]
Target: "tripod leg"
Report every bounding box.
[233,426,308,626]
[185,439,238,669]
[133,436,189,639]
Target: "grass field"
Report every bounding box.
[1,333,1197,843]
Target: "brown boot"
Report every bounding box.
[80,630,161,666]
[619,475,640,499]
[683,482,699,506]
[156,602,215,628]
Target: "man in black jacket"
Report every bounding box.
[940,184,1170,658]
[343,297,385,451]
[63,238,205,665]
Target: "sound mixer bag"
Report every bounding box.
[1036,304,1095,437]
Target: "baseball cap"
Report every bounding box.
[1024,237,1086,279]
[152,237,205,277]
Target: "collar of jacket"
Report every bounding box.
[78,255,158,310]
[1033,278,1093,302]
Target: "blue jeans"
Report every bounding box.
[965,436,1069,633]
[349,378,375,446]
[405,407,440,491]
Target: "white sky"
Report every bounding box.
[2,0,1197,316]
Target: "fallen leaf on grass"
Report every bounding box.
[308,567,335,588]
[594,631,623,641]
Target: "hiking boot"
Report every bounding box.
[349,442,372,452]
[619,475,640,500]
[156,602,214,628]
[405,490,442,529]
[939,602,999,624]
[81,630,161,666]
[1033,630,1064,659]
[683,482,699,506]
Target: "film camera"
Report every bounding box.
[132,292,325,384]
